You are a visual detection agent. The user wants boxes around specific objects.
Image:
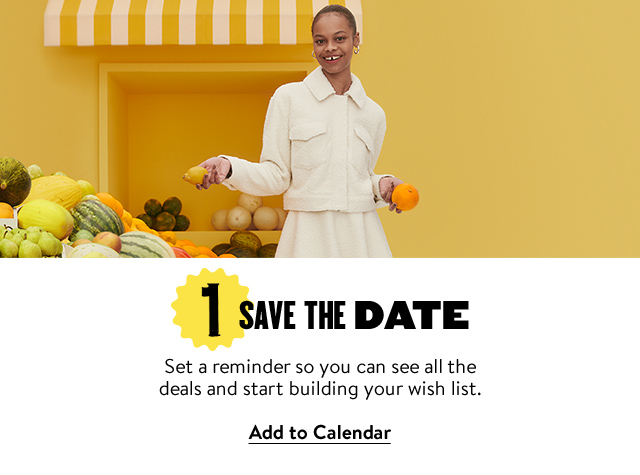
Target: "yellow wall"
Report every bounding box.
[1,1,639,256]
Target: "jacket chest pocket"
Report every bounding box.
[351,125,374,177]
[289,122,327,170]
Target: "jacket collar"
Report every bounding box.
[304,67,367,108]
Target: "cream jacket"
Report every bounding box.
[223,67,389,212]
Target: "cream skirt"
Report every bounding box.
[275,210,392,258]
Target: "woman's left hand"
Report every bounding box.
[379,176,404,213]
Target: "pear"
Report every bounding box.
[0,238,19,258]
[26,230,42,244]
[11,229,26,246]
[18,239,42,258]
[38,233,61,257]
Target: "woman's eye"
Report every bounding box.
[336,36,345,41]
[315,39,324,44]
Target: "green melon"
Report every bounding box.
[162,196,182,216]
[120,231,176,258]
[226,246,258,258]
[144,198,162,217]
[212,243,232,256]
[153,211,176,231]
[70,200,125,236]
[173,214,190,231]
[136,213,154,228]
[0,156,32,207]
[229,231,262,252]
[257,243,278,258]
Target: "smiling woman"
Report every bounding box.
[188,4,409,258]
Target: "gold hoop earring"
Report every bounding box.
[312,51,316,58]
[354,46,360,54]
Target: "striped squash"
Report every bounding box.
[119,231,176,258]
[70,200,125,237]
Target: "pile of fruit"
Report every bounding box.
[1,156,282,258]
[0,226,64,258]
[211,192,287,232]
[0,156,185,258]
[163,230,276,258]
[136,197,190,232]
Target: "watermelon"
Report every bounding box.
[0,156,32,207]
[71,200,125,237]
[172,246,192,258]
[120,231,176,258]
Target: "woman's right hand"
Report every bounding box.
[196,156,231,190]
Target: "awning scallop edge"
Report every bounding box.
[44,0,364,46]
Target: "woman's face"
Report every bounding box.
[312,13,360,77]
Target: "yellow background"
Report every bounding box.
[1,1,639,256]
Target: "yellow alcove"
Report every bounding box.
[99,62,315,245]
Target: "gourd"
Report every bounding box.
[0,156,31,207]
[22,175,83,210]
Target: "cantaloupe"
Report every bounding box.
[237,193,263,214]
[211,209,229,230]
[252,206,279,230]
[226,206,252,231]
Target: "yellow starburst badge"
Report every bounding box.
[172,268,250,350]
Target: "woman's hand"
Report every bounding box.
[196,156,231,190]
[379,176,404,213]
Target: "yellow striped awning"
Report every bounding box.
[44,0,363,46]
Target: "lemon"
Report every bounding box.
[183,166,208,185]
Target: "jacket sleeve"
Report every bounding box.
[368,107,393,208]
[222,88,292,196]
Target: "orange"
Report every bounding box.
[195,254,211,258]
[196,246,216,258]
[96,192,124,217]
[218,254,237,258]
[183,245,200,257]
[159,231,177,245]
[391,183,420,211]
[0,202,14,219]
[176,239,196,248]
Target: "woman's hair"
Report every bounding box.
[311,4,358,36]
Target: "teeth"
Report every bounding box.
[326,56,339,61]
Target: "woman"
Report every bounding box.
[197,5,404,258]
